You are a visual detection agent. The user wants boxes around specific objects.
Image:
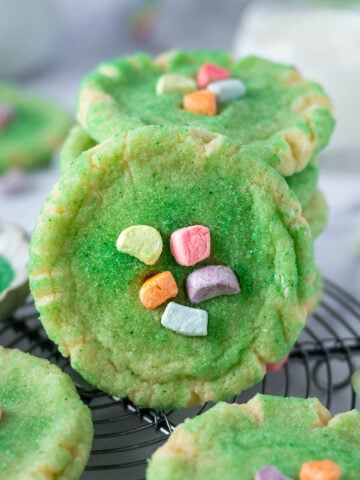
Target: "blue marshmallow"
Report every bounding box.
[207,78,246,103]
[161,302,208,336]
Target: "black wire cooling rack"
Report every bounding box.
[1,277,360,480]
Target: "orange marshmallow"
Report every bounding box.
[183,90,217,116]
[299,460,341,480]
[140,271,178,310]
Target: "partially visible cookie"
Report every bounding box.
[0,222,29,321]
[0,346,93,479]
[286,156,319,208]
[77,50,334,175]
[0,84,70,173]
[147,394,360,479]
[304,268,323,315]
[59,124,96,172]
[59,124,319,210]
[303,189,328,238]
[30,125,316,409]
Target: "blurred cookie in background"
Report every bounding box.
[0,85,70,192]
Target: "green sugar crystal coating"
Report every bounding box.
[0,346,93,479]
[147,394,360,479]
[77,50,334,176]
[0,84,70,173]
[59,124,96,172]
[30,125,316,409]
[0,255,14,293]
[59,124,325,237]
[302,189,328,238]
[286,155,319,207]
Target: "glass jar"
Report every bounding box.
[233,0,360,168]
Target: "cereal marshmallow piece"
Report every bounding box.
[156,73,197,95]
[196,63,231,89]
[116,225,162,265]
[170,225,210,267]
[207,78,246,103]
[161,302,208,336]
[299,460,341,480]
[186,265,240,304]
[0,169,26,195]
[0,103,14,130]
[183,90,217,116]
[139,271,178,310]
[266,353,290,373]
[0,405,2,421]
[255,466,293,480]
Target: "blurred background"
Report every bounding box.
[1,0,360,292]
[1,2,360,476]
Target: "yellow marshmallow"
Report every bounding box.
[156,74,197,95]
[116,225,163,265]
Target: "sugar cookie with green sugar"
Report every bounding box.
[146,394,360,479]
[302,189,328,238]
[59,124,96,172]
[302,268,323,316]
[0,346,93,479]
[59,124,319,209]
[286,155,319,207]
[30,125,316,409]
[0,222,29,321]
[77,50,334,176]
[0,84,70,173]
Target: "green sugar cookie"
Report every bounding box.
[77,50,334,176]
[59,124,319,208]
[303,189,328,238]
[0,346,93,479]
[30,125,316,409]
[59,124,96,172]
[286,155,319,207]
[147,394,360,479]
[0,255,13,293]
[0,222,29,322]
[0,84,70,173]
[304,268,323,315]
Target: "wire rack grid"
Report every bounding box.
[1,278,360,480]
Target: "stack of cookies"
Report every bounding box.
[29,50,335,410]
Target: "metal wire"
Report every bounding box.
[1,278,360,479]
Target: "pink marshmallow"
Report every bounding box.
[197,63,231,89]
[170,225,210,266]
[266,353,290,373]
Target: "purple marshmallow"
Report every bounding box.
[186,265,240,304]
[255,466,293,480]
[0,169,26,195]
[0,103,15,130]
